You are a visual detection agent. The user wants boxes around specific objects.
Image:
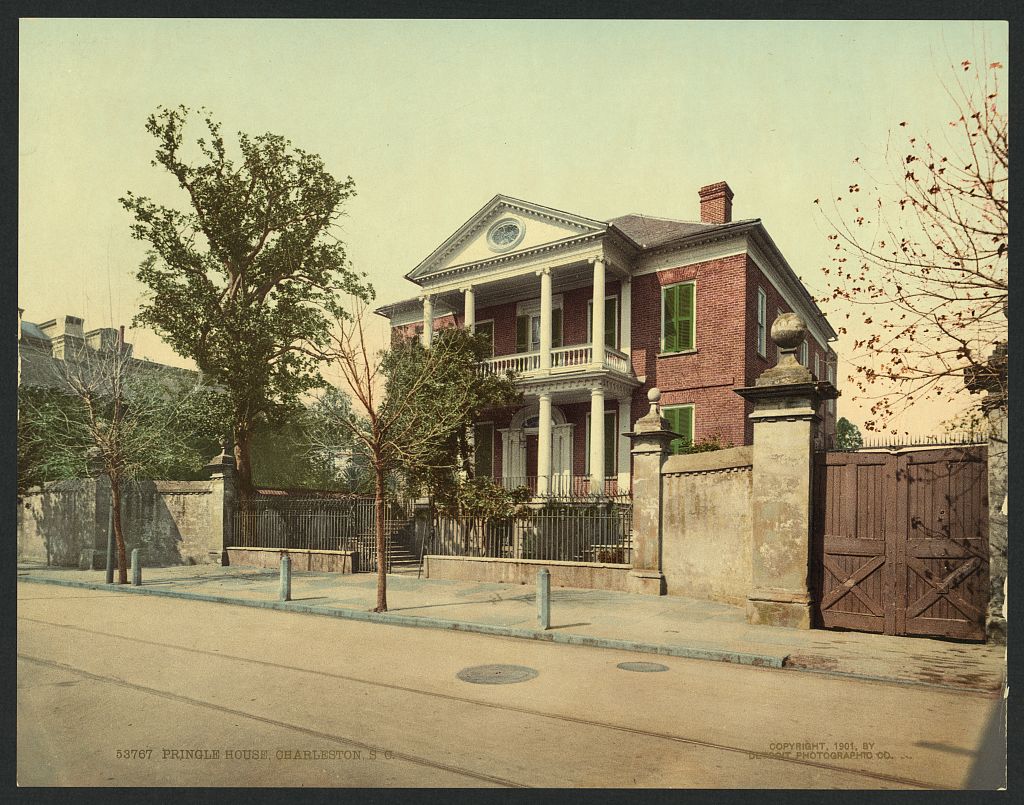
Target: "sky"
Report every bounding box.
[18,18,1008,435]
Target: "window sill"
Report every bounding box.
[657,349,698,358]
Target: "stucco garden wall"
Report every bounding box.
[660,446,754,605]
[18,478,222,568]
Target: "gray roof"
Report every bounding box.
[20,320,50,341]
[608,214,757,249]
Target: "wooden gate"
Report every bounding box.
[812,447,989,640]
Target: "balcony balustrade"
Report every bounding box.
[481,344,632,378]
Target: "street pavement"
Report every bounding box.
[17,581,1004,788]
[17,563,1006,693]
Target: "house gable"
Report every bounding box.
[407,195,607,283]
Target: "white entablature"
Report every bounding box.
[406,195,615,284]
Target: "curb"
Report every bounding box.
[17,574,786,669]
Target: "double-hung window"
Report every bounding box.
[662,405,695,454]
[799,341,808,367]
[516,304,562,353]
[661,281,696,353]
[826,363,836,415]
[756,288,768,357]
[814,353,820,380]
[587,296,619,349]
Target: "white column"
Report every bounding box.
[617,396,632,493]
[421,295,434,347]
[590,386,605,494]
[537,393,552,496]
[620,277,631,356]
[463,286,475,331]
[538,267,552,371]
[591,257,606,367]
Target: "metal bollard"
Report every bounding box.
[130,549,141,586]
[537,568,551,630]
[280,554,292,601]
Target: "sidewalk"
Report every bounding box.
[17,563,1005,694]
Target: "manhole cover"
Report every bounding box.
[617,661,669,673]
[456,664,539,685]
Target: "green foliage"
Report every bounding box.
[835,417,864,450]
[120,105,374,494]
[17,361,221,492]
[674,434,731,455]
[18,387,90,493]
[434,476,532,521]
[381,327,520,494]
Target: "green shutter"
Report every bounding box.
[676,283,694,352]
[666,406,694,454]
[516,314,529,353]
[662,287,677,352]
[551,308,563,348]
[663,283,695,353]
[605,297,617,349]
[604,411,616,478]
[474,423,493,478]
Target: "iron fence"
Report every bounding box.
[231,496,414,572]
[820,431,988,453]
[426,502,633,564]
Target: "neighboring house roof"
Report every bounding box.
[20,320,49,341]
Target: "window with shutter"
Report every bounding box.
[587,297,619,349]
[661,282,695,353]
[473,423,494,478]
[551,308,563,348]
[756,288,767,357]
[475,321,494,356]
[663,405,694,454]
[516,315,529,353]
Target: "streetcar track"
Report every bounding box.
[19,614,939,789]
[18,653,528,789]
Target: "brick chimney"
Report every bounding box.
[698,181,734,225]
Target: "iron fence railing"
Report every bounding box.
[820,431,988,452]
[427,502,633,564]
[231,496,414,573]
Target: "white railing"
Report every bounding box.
[551,345,592,368]
[483,352,541,374]
[604,348,631,374]
[481,344,632,377]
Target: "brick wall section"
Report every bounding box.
[631,254,750,446]
[743,256,836,441]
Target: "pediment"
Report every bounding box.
[407,195,607,282]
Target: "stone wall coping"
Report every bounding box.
[426,555,631,570]
[228,547,357,556]
[151,481,213,494]
[662,445,753,475]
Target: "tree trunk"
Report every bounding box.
[374,463,387,612]
[233,424,256,500]
[110,474,128,585]
[234,423,255,542]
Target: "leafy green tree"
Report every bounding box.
[312,302,519,611]
[835,417,864,450]
[120,106,374,499]
[18,343,218,582]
